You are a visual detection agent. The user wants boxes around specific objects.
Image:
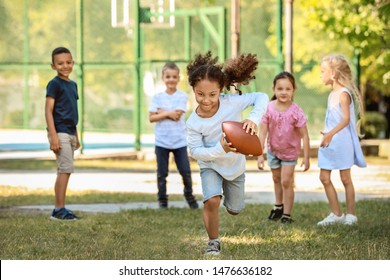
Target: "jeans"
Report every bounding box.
[155,146,194,201]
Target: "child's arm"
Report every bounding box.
[299,125,310,171]
[45,96,60,154]
[220,133,237,153]
[320,91,350,147]
[242,93,269,127]
[187,127,229,161]
[257,123,268,170]
[75,128,81,150]
[242,119,258,135]
[149,109,183,122]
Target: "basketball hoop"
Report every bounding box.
[111,0,175,38]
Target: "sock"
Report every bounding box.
[274,204,283,210]
[209,238,220,243]
[282,213,291,218]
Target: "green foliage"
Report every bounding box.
[0,201,389,259]
[298,0,390,94]
[0,0,388,138]
[362,111,388,139]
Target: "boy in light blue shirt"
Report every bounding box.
[149,62,198,209]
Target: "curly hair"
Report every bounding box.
[187,51,258,95]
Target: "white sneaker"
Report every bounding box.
[343,214,358,225]
[206,240,221,255]
[317,213,345,226]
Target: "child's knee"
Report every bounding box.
[204,195,221,208]
[340,176,353,186]
[281,178,294,188]
[319,174,331,185]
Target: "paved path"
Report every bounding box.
[1,163,389,213]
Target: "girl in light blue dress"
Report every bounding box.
[317,54,366,226]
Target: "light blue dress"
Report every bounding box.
[318,87,366,170]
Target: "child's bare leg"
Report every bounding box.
[271,167,283,205]
[54,173,70,208]
[319,169,342,216]
[203,196,221,239]
[340,169,355,215]
[281,165,295,215]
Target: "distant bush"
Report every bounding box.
[362,111,388,139]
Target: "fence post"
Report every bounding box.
[76,0,85,154]
[276,0,284,73]
[285,0,293,73]
[133,0,142,151]
[23,0,30,129]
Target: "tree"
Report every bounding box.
[299,0,390,94]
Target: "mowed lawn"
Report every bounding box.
[0,194,389,260]
[0,157,389,260]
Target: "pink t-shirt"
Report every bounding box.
[261,101,307,161]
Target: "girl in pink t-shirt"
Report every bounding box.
[258,71,310,223]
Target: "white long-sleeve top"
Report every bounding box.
[186,92,269,180]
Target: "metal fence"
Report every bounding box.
[1,0,329,151]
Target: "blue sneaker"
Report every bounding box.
[50,208,79,220]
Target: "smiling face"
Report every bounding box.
[162,68,180,94]
[193,79,221,118]
[273,77,295,104]
[51,52,74,80]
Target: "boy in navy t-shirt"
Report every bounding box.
[45,47,80,220]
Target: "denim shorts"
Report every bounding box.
[200,168,245,213]
[267,150,297,169]
[48,133,78,174]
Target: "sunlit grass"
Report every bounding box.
[0,200,389,260]
[0,185,186,206]
[0,155,389,259]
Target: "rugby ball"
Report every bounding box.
[222,121,263,156]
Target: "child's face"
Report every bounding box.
[51,53,74,80]
[320,61,333,86]
[162,68,180,93]
[273,78,294,104]
[193,79,221,117]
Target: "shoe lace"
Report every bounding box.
[324,213,336,221]
[208,241,220,252]
[63,209,78,219]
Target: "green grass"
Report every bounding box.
[1,196,389,260]
[0,186,185,206]
[0,158,158,171]
[1,157,389,260]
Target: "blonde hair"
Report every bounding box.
[322,54,364,136]
[322,54,364,118]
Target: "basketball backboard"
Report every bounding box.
[111,0,175,35]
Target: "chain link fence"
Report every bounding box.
[1,0,327,150]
